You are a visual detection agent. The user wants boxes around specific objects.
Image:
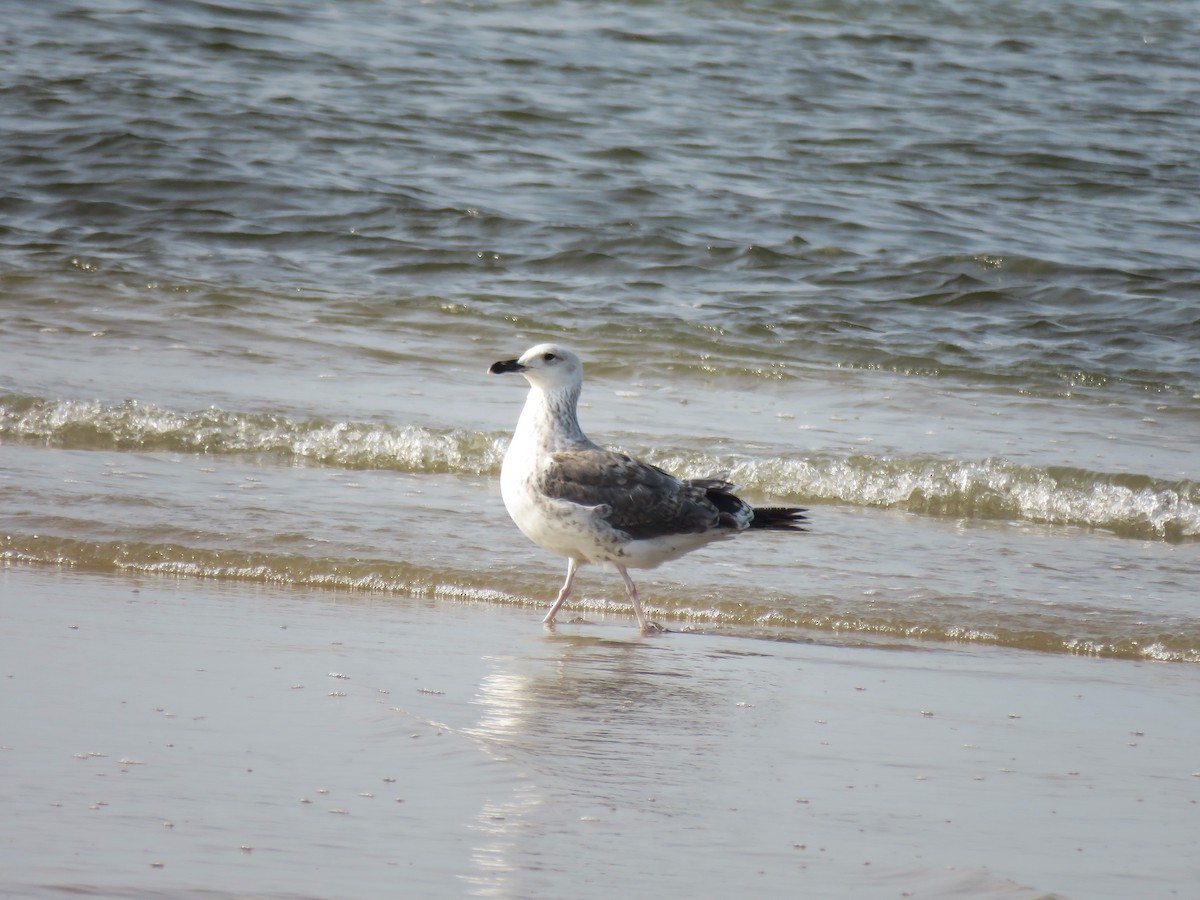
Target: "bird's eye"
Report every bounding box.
[542,352,556,361]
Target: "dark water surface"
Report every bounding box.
[2,0,1198,660]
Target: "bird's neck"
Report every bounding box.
[515,383,590,453]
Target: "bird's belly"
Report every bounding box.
[616,531,733,569]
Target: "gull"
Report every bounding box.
[488,343,807,632]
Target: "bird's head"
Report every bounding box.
[489,344,583,393]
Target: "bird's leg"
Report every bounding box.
[616,565,658,632]
[543,558,578,626]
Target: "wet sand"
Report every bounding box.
[2,565,1197,899]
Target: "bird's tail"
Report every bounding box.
[749,506,808,531]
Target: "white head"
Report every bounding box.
[488,343,584,394]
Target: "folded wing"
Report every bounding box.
[539,449,744,540]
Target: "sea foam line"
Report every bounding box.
[4,394,1195,540]
[0,394,504,474]
[3,533,1196,663]
[649,451,1199,542]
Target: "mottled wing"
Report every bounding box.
[539,449,721,539]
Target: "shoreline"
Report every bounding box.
[3,564,1198,898]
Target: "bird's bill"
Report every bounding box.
[488,358,525,375]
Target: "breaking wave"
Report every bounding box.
[3,393,1196,541]
[0,393,505,474]
[731,454,1199,542]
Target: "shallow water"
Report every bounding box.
[1,0,1198,661]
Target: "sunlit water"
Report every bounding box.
[2,0,1198,661]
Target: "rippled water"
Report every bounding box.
[2,0,1198,661]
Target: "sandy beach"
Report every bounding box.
[3,564,1197,899]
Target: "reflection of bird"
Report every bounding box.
[488,344,807,632]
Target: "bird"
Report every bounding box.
[488,343,807,632]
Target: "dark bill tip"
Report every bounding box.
[488,358,524,375]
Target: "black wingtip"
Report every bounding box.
[749,506,809,531]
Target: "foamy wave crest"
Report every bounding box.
[0,394,505,473]
[5,394,1195,540]
[648,450,1199,542]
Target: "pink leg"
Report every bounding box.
[616,565,652,632]
[543,558,579,625]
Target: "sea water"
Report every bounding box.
[2,0,1197,660]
